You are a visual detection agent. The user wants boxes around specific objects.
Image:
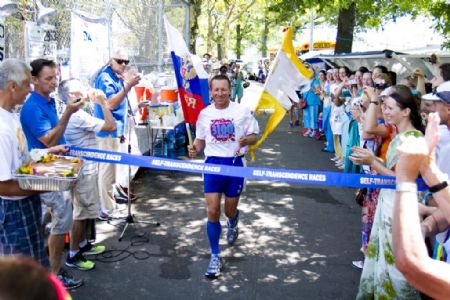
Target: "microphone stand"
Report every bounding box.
[117,97,160,242]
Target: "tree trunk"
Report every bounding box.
[235,24,242,59]
[206,11,213,54]
[189,0,202,54]
[220,19,230,59]
[334,2,356,54]
[261,18,269,58]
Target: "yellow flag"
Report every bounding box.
[249,27,313,159]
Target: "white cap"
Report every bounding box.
[422,81,450,103]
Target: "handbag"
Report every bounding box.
[298,100,307,109]
[243,81,250,88]
[355,188,367,206]
[298,90,309,109]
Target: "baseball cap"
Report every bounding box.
[422,81,450,103]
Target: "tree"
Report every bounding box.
[189,0,202,54]
[268,0,450,54]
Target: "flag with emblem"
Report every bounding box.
[249,26,313,159]
[164,16,209,125]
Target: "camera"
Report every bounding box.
[429,54,437,65]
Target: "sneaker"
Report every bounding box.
[289,121,293,128]
[352,260,364,269]
[204,255,223,279]
[302,129,311,137]
[330,156,340,162]
[80,242,106,256]
[57,269,83,290]
[115,185,137,201]
[226,227,239,245]
[227,210,240,245]
[65,252,95,271]
[97,211,111,221]
[294,120,300,126]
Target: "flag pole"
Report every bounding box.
[185,123,193,146]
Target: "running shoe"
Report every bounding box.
[57,268,83,290]
[352,260,364,269]
[204,255,223,279]
[97,211,112,221]
[302,129,311,137]
[227,211,240,245]
[65,252,95,271]
[80,242,106,256]
[115,185,137,201]
[226,227,239,245]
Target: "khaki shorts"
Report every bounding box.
[40,191,72,235]
[72,173,100,220]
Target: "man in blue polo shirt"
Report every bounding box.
[20,58,84,290]
[94,50,141,219]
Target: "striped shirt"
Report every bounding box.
[63,107,104,175]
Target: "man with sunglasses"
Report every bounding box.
[94,50,141,220]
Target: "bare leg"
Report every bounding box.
[224,196,239,219]
[205,192,221,222]
[48,234,66,274]
[70,220,86,252]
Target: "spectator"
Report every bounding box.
[57,79,116,271]
[353,85,424,299]
[93,50,141,220]
[231,65,245,103]
[372,65,388,81]
[321,69,334,152]
[392,112,450,299]
[0,256,71,300]
[302,68,321,138]
[0,59,65,268]
[20,58,83,289]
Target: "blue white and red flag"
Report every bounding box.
[164,16,210,125]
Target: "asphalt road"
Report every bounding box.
[70,82,362,300]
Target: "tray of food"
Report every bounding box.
[15,150,83,191]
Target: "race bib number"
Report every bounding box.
[210,119,235,143]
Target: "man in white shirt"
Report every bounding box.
[188,74,259,279]
[0,59,66,269]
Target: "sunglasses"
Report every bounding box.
[114,58,130,65]
[374,83,388,90]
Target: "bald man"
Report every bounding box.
[93,50,141,219]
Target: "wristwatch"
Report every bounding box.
[369,101,379,105]
[429,181,448,193]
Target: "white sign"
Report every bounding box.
[0,17,5,62]
[24,21,57,62]
[70,11,109,82]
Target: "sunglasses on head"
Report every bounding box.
[114,58,130,65]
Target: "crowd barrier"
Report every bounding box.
[68,146,427,190]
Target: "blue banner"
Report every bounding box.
[68,146,427,190]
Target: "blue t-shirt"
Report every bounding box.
[94,66,127,137]
[20,91,66,150]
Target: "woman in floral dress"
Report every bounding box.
[351,85,424,299]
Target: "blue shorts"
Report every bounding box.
[0,195,49,267]
[204,156,244,197]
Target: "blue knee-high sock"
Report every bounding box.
[227,209,240,228]
[206,220,222,255]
